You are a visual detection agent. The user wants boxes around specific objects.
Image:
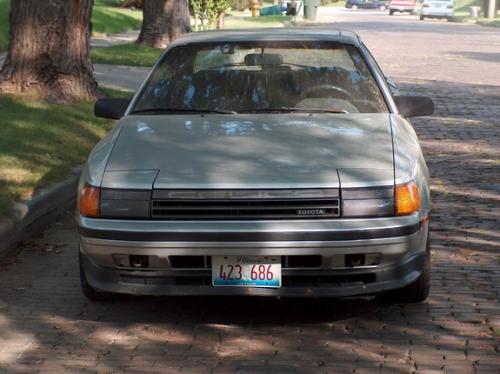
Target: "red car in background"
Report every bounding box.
[388,0,416,14]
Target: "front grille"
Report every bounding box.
[151,189,340,220]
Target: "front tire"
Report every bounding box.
[389,9,395,15]
[380,235,431,303]
[420,14,424,20]
[79,252,116,302]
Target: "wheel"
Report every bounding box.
[389,9,395,15]
[345,3,352,8]
[380,235,431,303]
[79,252,115,301]
[420,14,424,20]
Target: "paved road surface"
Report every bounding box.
[1,10,499,373]
[314,8,500,85]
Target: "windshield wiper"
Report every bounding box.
[130,107,237,115]
[239,107,349,114]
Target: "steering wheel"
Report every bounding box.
[299,84,354,101]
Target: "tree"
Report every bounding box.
[136,0,191,48]
[191,0,232,30]
[121,0,145,8]
[0,0,98,103]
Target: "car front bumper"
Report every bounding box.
[421,8,453,16]
[79,214,429,298]
[389,6,415,12]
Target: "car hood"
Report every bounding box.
[104,113,394,189]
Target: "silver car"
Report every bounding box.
[79,28,434,302]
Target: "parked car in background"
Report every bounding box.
[80,28,434,303]
[388,0,416,14]
[419,0,454,20]
[346,0,388,10]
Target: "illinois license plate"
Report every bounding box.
[212,255,281,288]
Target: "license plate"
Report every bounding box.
[212,255,281,288]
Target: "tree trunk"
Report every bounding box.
[0,0,98,103]
[217,12,225,30]
[136,0,191,48]
[486,0,496,18]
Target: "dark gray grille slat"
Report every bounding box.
[152,213,340,219]
[152,204,339,211]
[153,188,339,200]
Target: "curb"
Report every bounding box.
[0,168,82,261]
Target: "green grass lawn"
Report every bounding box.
[450,0,500,26]
[476,18,500,27]
[451,11,500,27]
[92,0,143,36]
[92,43,163,67]
[0,0,9,52]
[0,0,142,52]
[0,88,133,219]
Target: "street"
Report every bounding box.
[1,10,500,373]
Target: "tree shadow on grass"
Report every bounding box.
[0,94,114,218]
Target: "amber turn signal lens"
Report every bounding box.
[79,184,100,217]
[395,182,420,216]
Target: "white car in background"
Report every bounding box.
[419,0,454,20]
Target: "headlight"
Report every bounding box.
[341,182,421,218]
[341,186,394,218]
[395,181,420,216]
[78,184,101,217]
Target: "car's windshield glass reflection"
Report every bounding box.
[131,42,388,115]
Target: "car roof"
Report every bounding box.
[170,28,361,47]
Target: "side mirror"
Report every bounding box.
[394,95,434,117]
[94,98,131,120]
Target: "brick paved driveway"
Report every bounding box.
[1,12,499,374]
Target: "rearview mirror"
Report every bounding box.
[94,98,131,120]
[394,96,434,117]
[244,53,283,66]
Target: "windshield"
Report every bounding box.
[132,42,388,114]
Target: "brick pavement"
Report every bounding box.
[1,15,500,374]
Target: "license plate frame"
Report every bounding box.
[212,255,282,288]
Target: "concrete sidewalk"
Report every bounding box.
[94,63,148,91]
[91,30,139,48]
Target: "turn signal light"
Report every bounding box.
[79,184,100,217]
[395,182,420,216]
